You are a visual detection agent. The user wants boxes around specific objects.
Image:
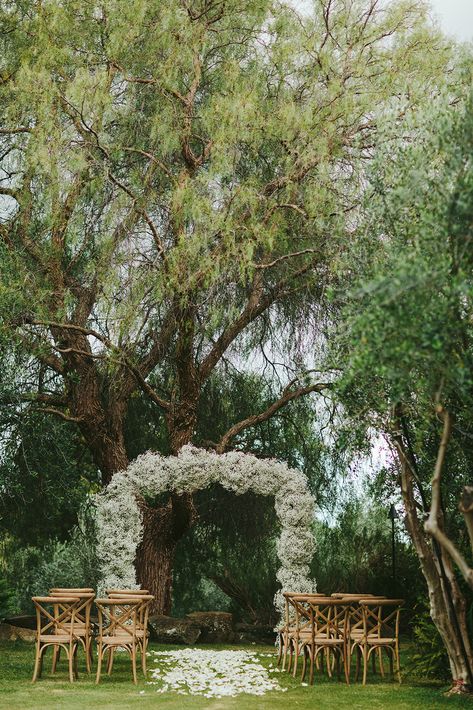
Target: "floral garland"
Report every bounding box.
[95,445,316,613]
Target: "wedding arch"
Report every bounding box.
[95,445,316,611]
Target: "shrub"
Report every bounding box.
[407,605,451,681]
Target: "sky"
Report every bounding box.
[429,0,473,41]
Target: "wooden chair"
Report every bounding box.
[277,592,326,672]
[49,589,95,674]
[31,596,79,683]
[95,598,141,684]
[105,588,150,595]
[337,595,386,676]
[106,591,154,675]
[298,598,350,685]
[351,598,404,685]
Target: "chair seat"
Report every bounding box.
[300,636,344,646]
[39,634,75,643]
[99,634,138,645]
[57,626,90,637]
[364,637,396,645]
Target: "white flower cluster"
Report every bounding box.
[95,445,316,609]
[147,648,287,698]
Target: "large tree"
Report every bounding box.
[0,0,447,611]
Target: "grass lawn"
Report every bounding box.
[1,640,472,710]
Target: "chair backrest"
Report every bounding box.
[49,590,95,626]
[306,598,350,641]
[359,599,404,639]
[32,596,79,638]
[95,598,141,641]
[50,588,94,593]
[282,592,325,630]
[331,593,375,599]
[289,595,336,637]
[106,593,154,632]
[105,589,150,595]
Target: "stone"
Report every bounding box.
[4,615,36,629]
[148,614,201,645]
[0,622,36,642]
[186,611,235,643]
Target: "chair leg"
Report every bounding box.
[326,649,332,678]
[395,643,401,684]
[96,644,103,684]
[131,644,138,685]
[32,643,42,683]
[292,641,299,678]
[301,647,307,682]
[309,646,315,685]
[389,648,394,677]
[287,642,293,673]
[362,645,368,686]
[85,637,91,674]
[68,645,75,683]
[107,648,115,675]
[344,646,350,685]
[51,645,60,674]
[141,641,147,676]
[89,638,95,672]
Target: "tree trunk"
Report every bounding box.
[394,433,473,692]
[135,493,197,615]
[135,396,199,615]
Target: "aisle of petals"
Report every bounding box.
[146,649,287,698]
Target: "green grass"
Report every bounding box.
[0,641,472,710]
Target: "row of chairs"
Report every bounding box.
[31,587,154,684]
[277,592,404,685]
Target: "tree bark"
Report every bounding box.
[135,492,197,615]
[393,432,473,692]
[135,389,199,614]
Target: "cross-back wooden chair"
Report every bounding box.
[49,589,95,674]
[106,591,154,675]
[352,598,404,685]
[31,596,79,683]
[95,598,142,684]
[299,598,350,685]
[337,595,386,676]
[277,592,326,672]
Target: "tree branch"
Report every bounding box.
[30,319,171,411]
[424,408,473,590]
[200,263,314,381]
[215,381,331,453]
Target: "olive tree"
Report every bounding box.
[334,87,473,691]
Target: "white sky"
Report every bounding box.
[294,1,473,41]
[429,0,473,41]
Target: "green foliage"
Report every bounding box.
[172,486,280,623]
[311,498,423,613]
[408,605,451,681]
[0,577,15,620]
[0,411,98,544]
[4,521,99,615]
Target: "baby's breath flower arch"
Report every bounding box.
[95,446,316,611]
